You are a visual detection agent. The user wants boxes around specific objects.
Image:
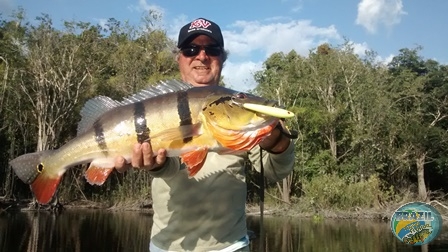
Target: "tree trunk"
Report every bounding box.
[4,132,15,198]
[329,128,337,158]
[282,175,291,204]
[416,152,427,202]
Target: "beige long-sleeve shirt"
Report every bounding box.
[148,142,295,251]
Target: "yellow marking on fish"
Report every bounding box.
[242,103,295,118]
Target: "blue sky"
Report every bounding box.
[1,0,446,90]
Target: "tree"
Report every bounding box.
[387,47,448,201]
[0,9,34,198]
[15,15,102,151]
[254,50,305,203]
[105,11,178,98]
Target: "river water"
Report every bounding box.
[1,209,447,251]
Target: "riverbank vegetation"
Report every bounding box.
[1,9,448,216]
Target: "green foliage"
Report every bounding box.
[110,170,152,202]
[301,174,394,210]
[299,150,336,179]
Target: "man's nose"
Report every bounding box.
[196,49,208,60]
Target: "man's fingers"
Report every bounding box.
[142,142,154,168]
[155,149,167,167]
[127,142,165,171]
[131,143,143,168]
[115,156,128,173]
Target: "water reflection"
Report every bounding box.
[248,216,448,252]
[1,210,447,251]
[0,210,153,252]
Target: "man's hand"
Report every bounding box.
[114,142,167,173]
[259,121,291,154]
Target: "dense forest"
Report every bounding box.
[1,9,447,213]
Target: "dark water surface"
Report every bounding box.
[1,209,447,252]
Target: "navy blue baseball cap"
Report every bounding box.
[177,18,224,48]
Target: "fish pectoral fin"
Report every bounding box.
[151,123,202,142]
[84,163,115,186]
[180,147,208,177]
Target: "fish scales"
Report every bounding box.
[54,89,211,166]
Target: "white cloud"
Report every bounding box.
[127,0,165,16]
[376,53,395,65]
[356,0,407,34]
[352,41,370,56]
[225,19,341,59]
[218,19,342,89]
[96,18,108,30]
[166,14,189,41]
[222,60,262,91]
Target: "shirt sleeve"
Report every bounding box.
[248,141,295,182]
[147,157,181,179]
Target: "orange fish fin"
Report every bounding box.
[210,120,277,150]
[187,157,208,178]
[151,123,202,141]
[84,164,114,186]
[31,174,62,204]
[180,147,208,177]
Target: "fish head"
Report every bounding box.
[9,151,63,204]
[200,87,280,150]
[202,88,279,131]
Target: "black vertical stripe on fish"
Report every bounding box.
[177,91,193,143]
[93,122,108,155]
[134,102,150,144]
[208,96,231,107]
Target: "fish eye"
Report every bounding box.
[37,163,44,173]
[235,93,247,99]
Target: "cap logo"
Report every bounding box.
[189,19,211,30]
[178,18,223,48]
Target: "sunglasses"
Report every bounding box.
[180,45,222,57]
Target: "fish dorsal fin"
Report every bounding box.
[121,80,193,105]
[77,80,192,135]
[77,96,122,135]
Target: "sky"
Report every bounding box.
[1,0,447,91]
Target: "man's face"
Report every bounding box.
[178,35,223,87]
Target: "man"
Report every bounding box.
[115,18,295,252]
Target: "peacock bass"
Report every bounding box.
[9,80,294,204]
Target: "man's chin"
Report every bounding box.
[192,82,216,87]
[190,77,218,86]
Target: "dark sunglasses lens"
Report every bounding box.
[181,46,222,57]
[204,47,222,56]
[181,47,200,57]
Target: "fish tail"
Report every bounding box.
[9,151,62,204]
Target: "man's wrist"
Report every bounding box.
[263,135,290,154]
[149,158,168,172]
